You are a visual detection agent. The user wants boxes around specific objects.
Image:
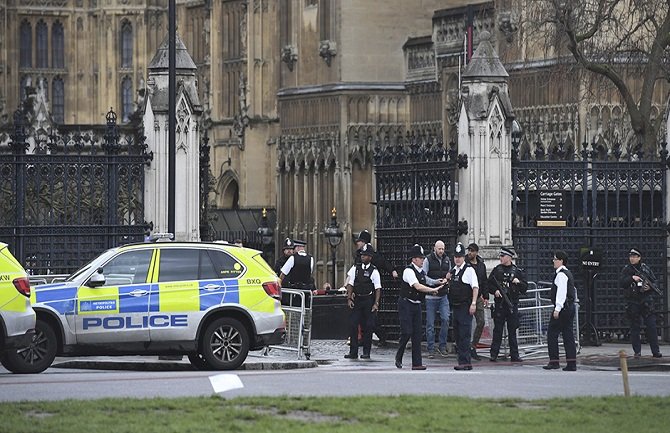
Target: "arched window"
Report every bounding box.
[121,76,133,122]
[20,21,32,68]
[36,20,48,68]
[52,77,65,124]
[52,21,65,69]
[120,20,133,68]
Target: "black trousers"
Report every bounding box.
[348,296,374,356]
[452,303,473,366]
[490,303,520,359]
[547,304,576,367]
[396,297,423,367]
[627,301,660,355]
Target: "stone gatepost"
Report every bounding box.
[143,34,203,241]
[457,31,515,267]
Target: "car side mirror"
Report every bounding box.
[88,270,106,288]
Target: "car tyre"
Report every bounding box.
[201,317,249,370]
[1,319,57,374]
[187,352,211,371]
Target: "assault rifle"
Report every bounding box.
[635,266,663,297]
[491,274,514,315]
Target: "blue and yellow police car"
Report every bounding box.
[10,235,285,372]
[0,242,37,373]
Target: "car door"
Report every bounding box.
[75,248,153,344]
[148,248,219,342]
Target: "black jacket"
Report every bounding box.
[468,255,488,299]
[620,262,657,303]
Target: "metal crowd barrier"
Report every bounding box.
[267,288,312,359]
[498,281,581,360]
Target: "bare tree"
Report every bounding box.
[518,0,670,154]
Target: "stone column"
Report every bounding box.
[457,31,515,265]
[143,34,203,241]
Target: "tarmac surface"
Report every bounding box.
[51,339,670,372]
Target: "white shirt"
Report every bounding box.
[280,251,315,276]
[346,264,382,289]
[554,265,569,312]
[452,263,479,290]
[402,264,429,304]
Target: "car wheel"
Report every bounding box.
[187,352,211,371]
[201,317,249,370]
[1,319,57,374]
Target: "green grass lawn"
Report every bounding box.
[1,395,667,433]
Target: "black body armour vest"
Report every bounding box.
[287,253,314,289]
[353,263,376,296]
[448,263,472,305]
[400,265,426,302]
[551,268,576,307]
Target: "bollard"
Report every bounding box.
[619,350,630,397]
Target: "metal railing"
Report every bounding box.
[498,282,581,359]
[267,289,312,359]
[28,274,69,286]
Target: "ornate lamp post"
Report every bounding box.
[323,207,343,288]
[257,208,274,264]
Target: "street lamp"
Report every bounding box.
[257,208,274,264]
[323,207,343,288]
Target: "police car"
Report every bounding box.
[0,242,37,373]
[10,235,285,372]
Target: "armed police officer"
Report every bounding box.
[422,240,451,358]
[487,247,527,363]
[353,230,398,278]
[274,237,295,277]
[447,243,480,371]
[620,247,662,358]
[395,244,444,370]
[344,243,382,360]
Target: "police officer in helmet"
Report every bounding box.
[274,237,294,278]
[344,243,382,360]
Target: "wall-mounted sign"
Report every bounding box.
[537,191,566,227]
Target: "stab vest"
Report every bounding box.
[286,253,314,289]
[551,268,576,307]
[400,265,426,302]
[353,263,376,296]
[448,263,472,305]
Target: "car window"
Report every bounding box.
[101,249,152,285]
[157,249,219,282]
[208,249,244,279]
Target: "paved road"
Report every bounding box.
[2,361,669,402]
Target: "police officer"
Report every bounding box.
[353,229,398,278]
[487,246,527,363]
[350,229,398,345]
[279,239,315,293]
[466,243,488,361]
[344,243,382,360]
[395,244,444,370]
[274,237,294,278]
[447,243,479,370]
[620,247,662,358]
[543,250,577,371]
[422,240,451,358]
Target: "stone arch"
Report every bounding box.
[217,169,239,209]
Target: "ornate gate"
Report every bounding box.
[0,109,152,275]
[373,130,461,340]
[511,138,669,339]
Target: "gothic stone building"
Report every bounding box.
[2,0,667,288]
